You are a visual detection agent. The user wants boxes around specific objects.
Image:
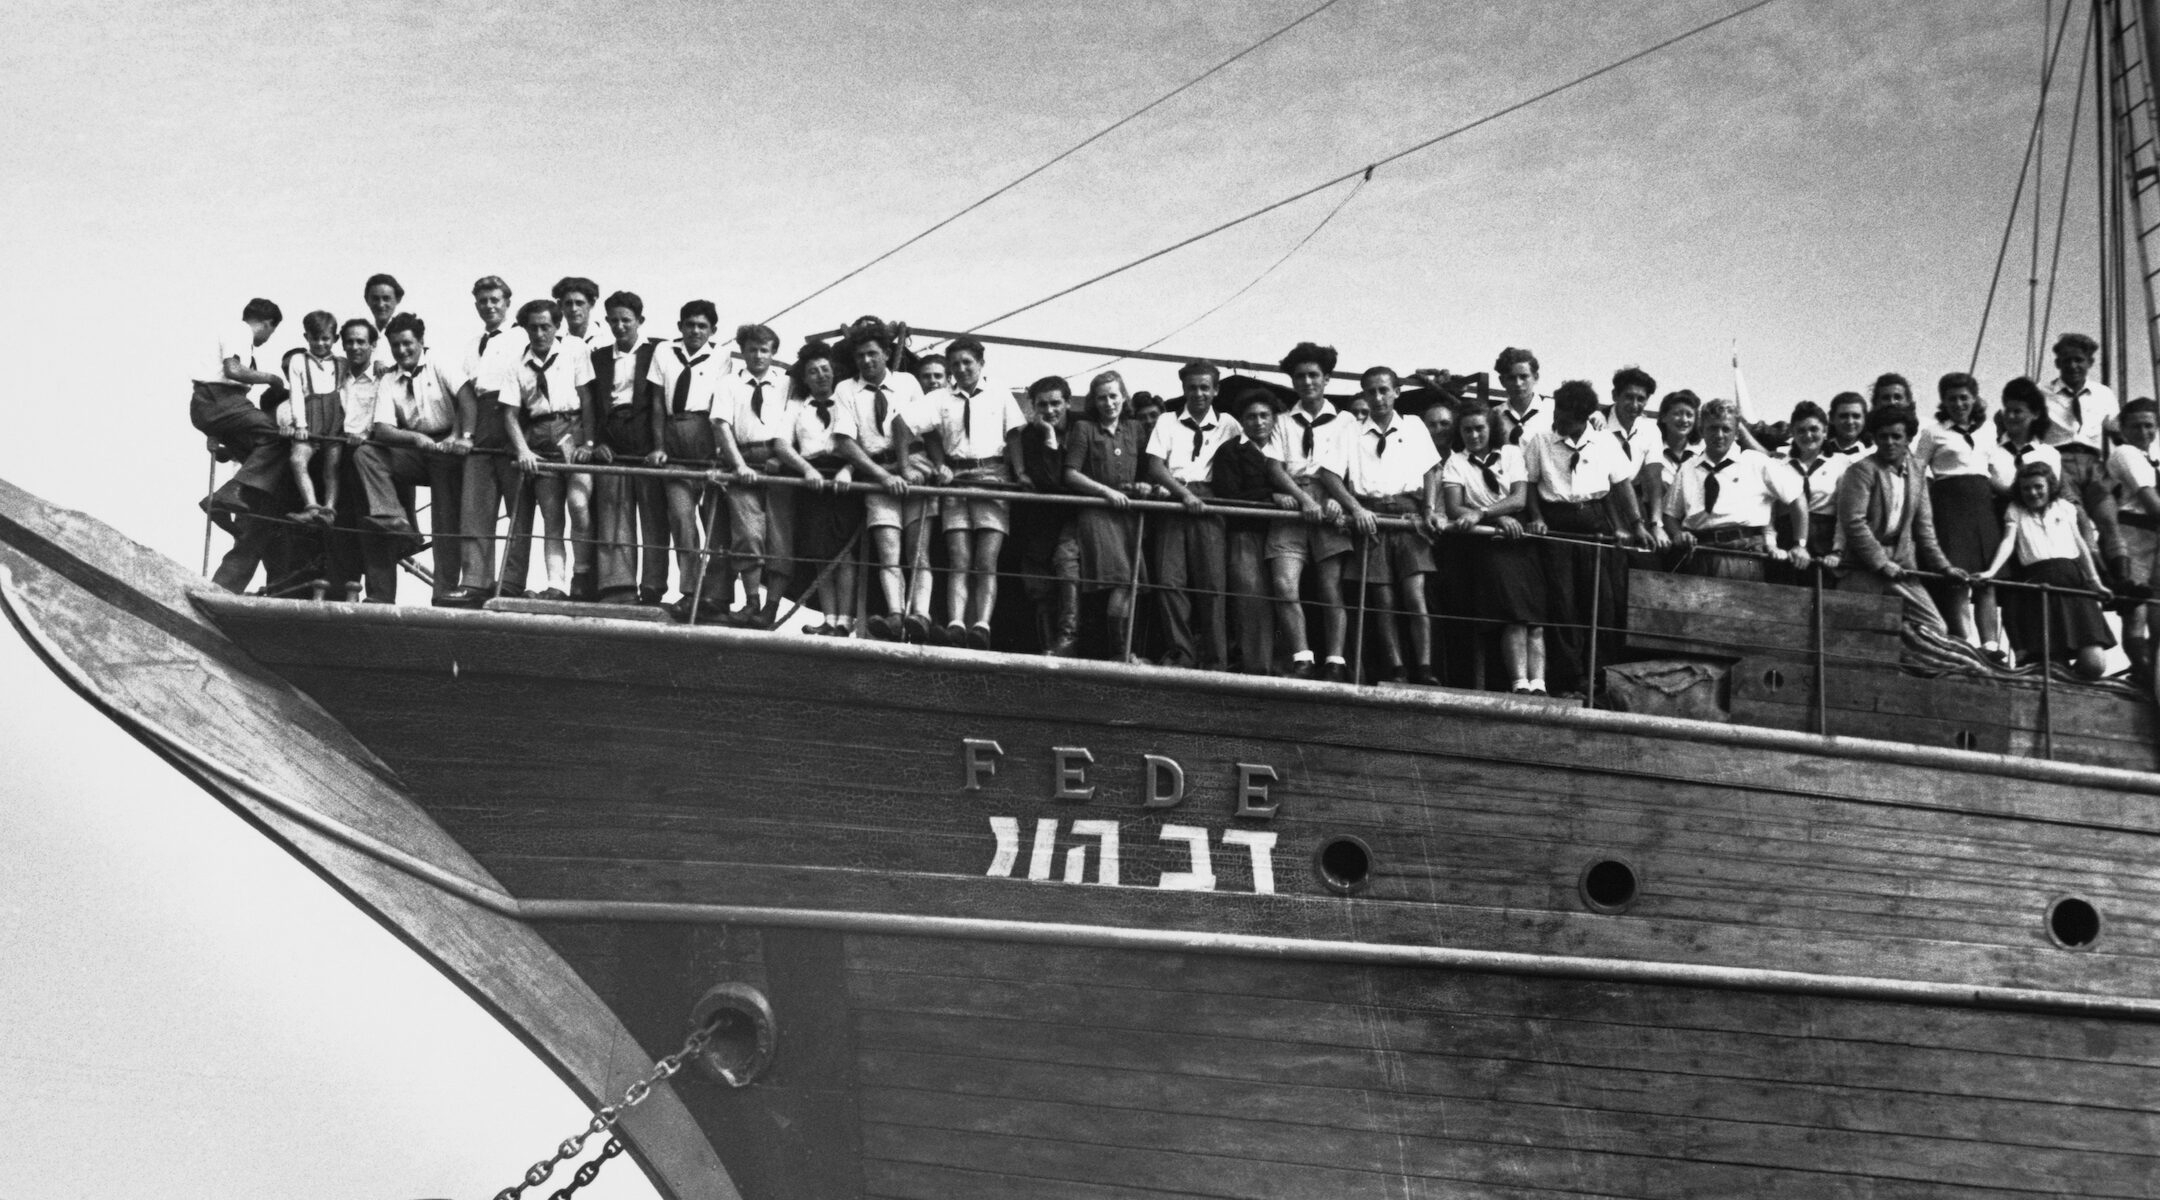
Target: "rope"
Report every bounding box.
[963,0,1786,333]
[760,0,1352,324]
[1074,171,1373,379]
[1972,0,2079,373]
[2041,3,2098,365]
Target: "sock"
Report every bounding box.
[1529,678,1547,692]
[1292,650,1315,663]
[1325,655,1346,665]
[1513,677,1531,690]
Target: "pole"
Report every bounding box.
[1351,536,1370,684]
[495,472,527,602]
[1811,564,1828,735]
[1122,511,1147,663]
[200,451,218,576]
[2040,582,2056,759]
[2101,0,2117,385]
[1582,540,1602,710]
[686,485,719,626]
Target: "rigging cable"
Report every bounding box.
[962,0,1788,334]
[759,0,1352,325]
[2029,0,2052,374]
[1972,0,2078,373]
[1075,169,1375,378]
[2040,4,2096,364]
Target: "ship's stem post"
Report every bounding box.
[1583,542,1602,710]
[1811,565,1828,735]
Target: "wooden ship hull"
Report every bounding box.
[6,471,2160,1198]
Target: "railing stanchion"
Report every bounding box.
[1812,563,1828,735]
[1352,535,1370,684]
[2039,580,2055,759]
[1583,538,1602,709]
[685,482,716,626]
[1122,510,1147,663]
[853,518,871,638]
[200,450,217,576]
[495,471,527,602]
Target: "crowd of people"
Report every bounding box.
[190,275,2153,693]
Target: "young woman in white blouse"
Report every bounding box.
[1913,372,2002,655]
[1442,401,1542,694]
[1978,461,2113,678]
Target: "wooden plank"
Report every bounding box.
[1630,570,1904,633]
[485,595,676,622]
[858,1084,2142,1197]
[1625,606,1895,662]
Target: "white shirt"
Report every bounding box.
[1441,446,1525,511]
[369,321,398,375]
[1991,439,2063,492]
[504,340,593,418]
[462,326,521,398]
[1145,407,1235,486]
[198,323,262,387]
[1346,414,1442,498]
[281,351,344,434]
[790,394,857,460]
[1604,415,1657,476]
[1913,420,1992,478]
[834,371,931,461]
[720,365,791,445]
[1782,451,1851,517]
[1522,428,1633,504]
[1667,446,1800,531]
[1498,397,1601,447]
[939,379,1029,461]
[2046,376,2117,453]
[596,342,645,410]
[1267,403,1355,482]
[371,359,464,438]
[646,339,729,416]
[2008,499,2087,564]
[2109,443,2160,517]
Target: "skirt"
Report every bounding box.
[2008,557,2115,656]
[1069,506,1139,593]
[1453,534,1543,626]
[1930,475,2001,572]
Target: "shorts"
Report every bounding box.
[523,412,580,460]
[2124,521,2160,587]
[302,393,345,442]
[1359,528,1437,582]
[1263,480,1353,565]
[863,490,933,531]
[941,465,1012,535]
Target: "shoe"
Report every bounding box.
[804,623,832,636]
[665,597,697,621]
[569,572,597,602]
[1411,667,1441,686]
[536,587,570,602]
[1319,661,1349,683]
[1287,660,1316,680]
[636,587,665,606]
[498,586,530,600]
[595,586,636,605]
[865,614,900,641]
[1383,665,1409,683]
[966,623,993,651]
[944,621,968,645]
[1511,684,1533,694]
[902,613,932,643]
[436,586,489,609]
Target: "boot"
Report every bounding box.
[1045,583,1080,658]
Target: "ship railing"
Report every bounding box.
[205,442,2126,762]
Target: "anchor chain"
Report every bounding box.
[546,1137,624,1200]
[491,1019,720,1200]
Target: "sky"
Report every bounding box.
[0,0,2118,1196]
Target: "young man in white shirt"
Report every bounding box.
[2108,397,2160,681]
[441,276,526,606]
[548,275,606,598]
[193,298,291,592]
[352,312,467,604]
[363,274,403,376]
[1523,380,1649,694]
[1343,366,1444,684]
[934,336,1027,647]
[500,299,596,601]
[2044,331,2126,572]
[646,299,732,619]
[832,323,935,640]
[712,322,796,628]
[1264,342,1362,681]
[1663,397,1809,582]
[1142,360,1236,670]
[587,292,667,605]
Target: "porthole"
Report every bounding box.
[1953,729,1980,752]
[1315,836,1373,895]
[1761,667,1785,692]
[2045,895,2102,951]
[1579,858,1640,915]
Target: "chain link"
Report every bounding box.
[545,1137,625,1200]
[491,1021,717,1200]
